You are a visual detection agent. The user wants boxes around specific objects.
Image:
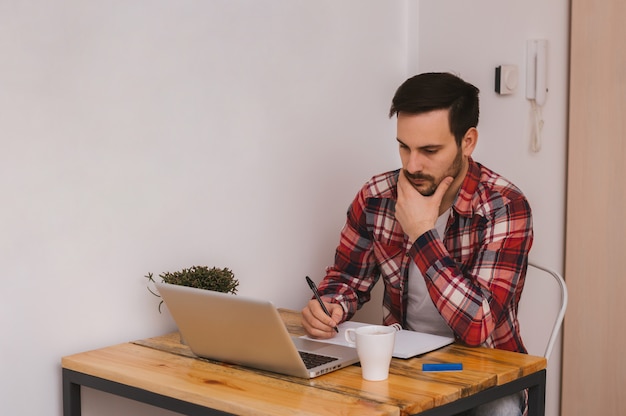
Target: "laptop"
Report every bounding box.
[155,282,359,378]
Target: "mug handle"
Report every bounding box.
[344,328,357,346]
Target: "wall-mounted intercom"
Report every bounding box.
[526,39,548,152]
[526,39,548,106]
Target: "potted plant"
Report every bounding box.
[146,265,239,312]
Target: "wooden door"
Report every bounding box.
[562,0,626,414]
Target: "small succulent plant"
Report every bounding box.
[146,265,239,312]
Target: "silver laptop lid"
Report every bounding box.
[155,282,358,378]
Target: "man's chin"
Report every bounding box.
[411,182,436,196]
[418,188,436,197]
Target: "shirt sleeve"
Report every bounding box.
[316,188,380,322]
[410,195,533,347]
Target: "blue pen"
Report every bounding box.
[422,363,463,372]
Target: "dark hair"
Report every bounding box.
[389,72,480,146]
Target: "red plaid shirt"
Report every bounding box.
[318,158,533,353]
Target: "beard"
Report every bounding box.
[404,148,464,196]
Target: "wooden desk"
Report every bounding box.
[62,309,547,416]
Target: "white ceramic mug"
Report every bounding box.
[344,325,396,381]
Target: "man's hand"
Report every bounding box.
[395,171,453,243]
[301,298,343,339]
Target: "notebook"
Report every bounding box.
[155,282,359,378]
[301,320,455,359]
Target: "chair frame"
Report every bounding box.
[527,261,568,358]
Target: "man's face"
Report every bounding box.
[396,110,466,197]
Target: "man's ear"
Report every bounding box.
[461,127,478,157]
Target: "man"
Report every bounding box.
[301,72,533,416]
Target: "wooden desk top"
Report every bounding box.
[62,309,546,416]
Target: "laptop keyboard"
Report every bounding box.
[298,351,339,369]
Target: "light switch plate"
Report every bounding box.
[495,65,518,95]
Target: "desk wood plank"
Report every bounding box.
[63,309,546,416]
[425,344,547,385]
[132,334,470,415]
[128,309,546,416]
[62,342,399,416]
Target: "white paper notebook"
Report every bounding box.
[301,321,454,359]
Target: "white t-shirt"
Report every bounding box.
[406,208,455,338]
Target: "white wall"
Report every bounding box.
[0,1,568,415]
[415,1,569,416]
[0,1,405,415]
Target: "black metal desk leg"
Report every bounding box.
[527,369,546,416]
[63,369,82,416]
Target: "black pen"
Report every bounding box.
[305,276,339,333]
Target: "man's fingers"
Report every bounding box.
[433,176,454,201]
[397,169,412,197]
[301,299,341,339]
